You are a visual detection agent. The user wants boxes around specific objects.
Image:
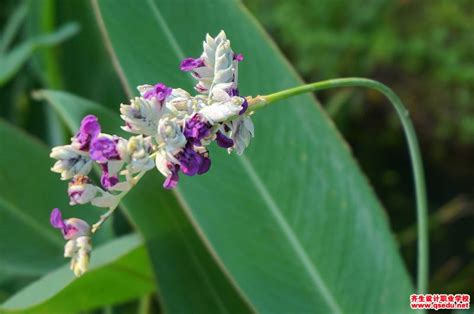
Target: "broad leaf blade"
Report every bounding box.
[94,0,413,313]
[0,23,79,86]
[0,119,112,277]
[41,90,254,314]
[1,234,154,313]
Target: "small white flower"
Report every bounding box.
[157,116,187,153]
[228,116,254,155]
[124,135,155,174]
[165,88,193,116]
[50,145,92,180]
[120,97,164,136]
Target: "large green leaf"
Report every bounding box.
[93,0,413,313]
[0,119,112,277]
[56,0,126,108]
[40,90,254,313]
[0,22,79,86]
[0,233,154,313]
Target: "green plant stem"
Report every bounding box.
[254,77,428,293]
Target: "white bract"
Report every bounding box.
[65,235,92,277]
[157,116,187,153]
[120,97,163,136]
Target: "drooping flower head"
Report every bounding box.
[49,30,256,276]
[50,208,92,277]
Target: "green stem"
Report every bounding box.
[255,77,428,293]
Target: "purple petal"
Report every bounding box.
[50,208,66,229]
[99,164,119,189]
[180,57,204,71]
[198,157,211,175]
[239,98,248,115]
[179,146,202,176]
[216,131,234,148]
[143,83,172,102]
[179,145,212,176]
[90,136,120,164]
[163,172,179,189]
[163,164,179,189]
[74,115,101,151]
[101,173,119,189]
[234,53,244,62]
[183,114,212,146]
[229,88,240,97]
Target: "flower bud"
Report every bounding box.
[138,83,172,104]
[50,145,92,180]
[68,175,98,205]
[68,236,92,277]
[71,115,101,151]
[50,208,91,240]
[157,116,186,153]
[120,97,163,136]
[126,135,154,173]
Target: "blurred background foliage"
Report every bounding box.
[245,0,474,295]
[0,0,472,311]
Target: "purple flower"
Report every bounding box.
[50,208,67,233]
[50,208,78,240]
[50,208,91,240]
[183,114,212,146]
[178,145,211,176]
[163,163,180,189]
[100,164,119,189]
[90,136,120,164]
[234,53,244,62]
[73,115,101,151]
[142,83,172,103]
[215,131,234,148]
[180,57,204,71]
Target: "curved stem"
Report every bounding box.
[255,77,428,293]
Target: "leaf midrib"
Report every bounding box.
[142,1,342,312]
[0,195,62,247]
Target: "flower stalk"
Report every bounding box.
[250,77,428,293]
[48,28,428,290]
[91,169,148,233]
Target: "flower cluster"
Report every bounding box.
[50,208,92,277]
[48,30,255,276]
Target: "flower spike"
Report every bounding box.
[49,30,255,276]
